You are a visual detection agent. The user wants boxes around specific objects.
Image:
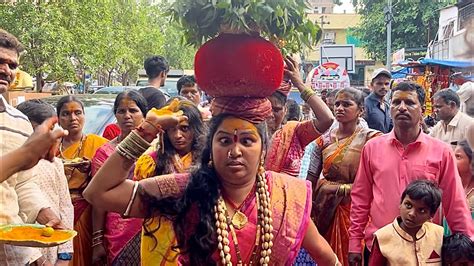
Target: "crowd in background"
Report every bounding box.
[1,28,474,266]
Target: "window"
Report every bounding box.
[442,20,454,40]
[323,32,336,44]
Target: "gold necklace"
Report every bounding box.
[59,134,85,159]
[221,186,255,230]
[335,127,360,147]
[215,173,273,266]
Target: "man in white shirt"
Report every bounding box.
[431,88,474,149]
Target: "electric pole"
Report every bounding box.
[384,0,393,70]
[319,15,330,43]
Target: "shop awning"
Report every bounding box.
[419,59,474,68]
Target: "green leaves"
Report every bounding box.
[169,0,321,54]
[0,1,195,86]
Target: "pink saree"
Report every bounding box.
[147,171,312,265]
[91,142,143,264]
[266,121,320,176]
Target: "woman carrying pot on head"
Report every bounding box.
[84,30,339,265]
[90,90,148,265]
[84,103,339,265]
[133,97,206,265]
[56,95,108,266]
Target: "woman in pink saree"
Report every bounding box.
[85,112,338,265]
[84,57,340,265]
[90,90,148,265]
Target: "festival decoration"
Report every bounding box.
[305,62,350,90]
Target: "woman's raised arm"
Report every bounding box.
[83,101,188,217]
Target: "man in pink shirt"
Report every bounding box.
[348,82,474,266]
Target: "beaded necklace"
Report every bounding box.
[214,173,273,266]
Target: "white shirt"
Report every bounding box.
[430,111,474,148]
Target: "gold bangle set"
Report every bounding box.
[116,130,151,160]
[301,87,316,102]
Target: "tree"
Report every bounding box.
[351,0,455,62]
[0,1,75,90]
[0,0,197,88]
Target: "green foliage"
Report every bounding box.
[0,1,196,87]
[169,0,321,54]
[351,0,455,61]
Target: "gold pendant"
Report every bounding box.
[231,211,248,230]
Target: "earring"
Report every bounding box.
[208,156,214,168]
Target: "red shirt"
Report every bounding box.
[102,123,120,140]
[349,130,474,253]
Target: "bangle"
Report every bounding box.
[116,130,151,160]
[92,235,103,242]
[123,181,139,217]
[92,229,104,236]
[136,120,164,142]
[92,240,103,248]
[301,87,316,102]
[334,253,342,266]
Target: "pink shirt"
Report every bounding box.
[349,131,474,253]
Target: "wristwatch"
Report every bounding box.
[58,252,73,260]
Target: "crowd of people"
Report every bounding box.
[1,26,473,266]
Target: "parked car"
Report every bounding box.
[87,85,104,94]
[94,86,139,95]
[42,94,116,136]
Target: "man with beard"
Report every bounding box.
[265,56,333,177]
[0,29,66,265]
[348,82,474,266]
[364,68,393,133]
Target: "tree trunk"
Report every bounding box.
[107,70,113,86]
[121,71,129,85]
[36,72,42,92]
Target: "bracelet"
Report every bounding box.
[116,130,151,160]
[301,87,316,102]
[334,253,342,266]
[92,229,104,236]
[92,240,103,248]
[136,120,164,142]
[123,181,139,217]
[336,184,352,197]
[92,235,103,242]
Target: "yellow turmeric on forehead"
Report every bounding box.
[219,117,258,135]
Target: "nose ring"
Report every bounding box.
[227,150,232,158]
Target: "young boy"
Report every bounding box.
[369,180,443,265]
